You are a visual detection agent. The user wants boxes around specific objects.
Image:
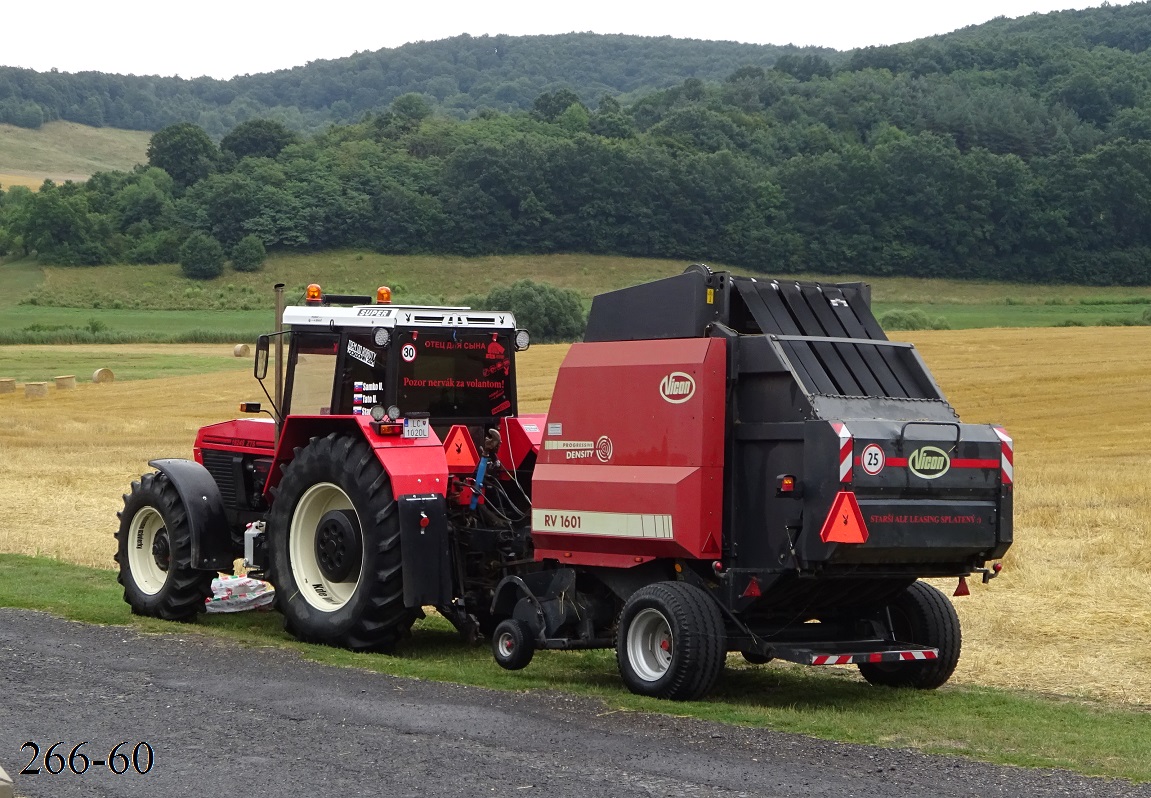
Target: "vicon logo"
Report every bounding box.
[908,446,950,479]
[659,372,696,404]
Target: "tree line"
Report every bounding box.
[4,78,1151,284]
[7,0,1151,286]
[0,34,835,136]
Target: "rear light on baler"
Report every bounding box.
[777,474,797,496]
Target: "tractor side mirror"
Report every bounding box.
[254,335,270,380]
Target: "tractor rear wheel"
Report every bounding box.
[115,472,214,620]
[858,581,961,689]
[266,433,417,651]
[616,582,726,701]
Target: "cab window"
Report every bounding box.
[286,333,339,415]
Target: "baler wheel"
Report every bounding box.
[492,619,535,670]
[114,472,213,620]
[266,433,417,651]
[858,581,961,690]
[616,582,726,701]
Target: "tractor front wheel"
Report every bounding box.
[616,582,726,701]
[266,433,417,651]
[115,472,214,620]
[858,581,961,689]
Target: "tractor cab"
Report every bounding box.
[257,283,529,437]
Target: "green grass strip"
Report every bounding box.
[1,553,1147,782]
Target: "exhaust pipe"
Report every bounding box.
[274,283,285,446]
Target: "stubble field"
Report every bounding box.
[0,328,1149,706]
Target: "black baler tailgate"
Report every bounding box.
[842,498,1000,564]
[799,419,1012,570]
[849,419,1007,491]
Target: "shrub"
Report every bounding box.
[231,235,266,273]
[470,280,586,343]
[878,309,950,331]
[126,229,183,264]
[179,232,225,280]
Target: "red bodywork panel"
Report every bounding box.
[263,415,450,501]
[195,418,276,462]
[495,414,545,471]
[531,338,727,567]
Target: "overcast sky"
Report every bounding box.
[3,0,1140,80]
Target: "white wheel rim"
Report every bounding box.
[289,482,363,611]
[497,630,516,659]
[628,607,673,682]
[126,506,169,595]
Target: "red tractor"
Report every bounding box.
[116,267,1012,700]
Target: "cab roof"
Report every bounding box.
[282,304,518,331]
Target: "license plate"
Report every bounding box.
[403,418,430,439]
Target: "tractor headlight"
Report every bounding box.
[387,405,401,421]
[514,329,530,351]
[373,328,390,347]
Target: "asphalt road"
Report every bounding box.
[1,607,1147,798]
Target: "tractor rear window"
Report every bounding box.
[396,331,513,420]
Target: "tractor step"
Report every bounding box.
[767,640,939,666]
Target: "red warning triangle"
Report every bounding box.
[443,425,479,472]
[819,491,869,544]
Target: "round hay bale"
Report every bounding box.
[24,382,48,398]
[54,375,77,390]
[233,343,251,358]
[0,379,14,394]
[92,368,115,384]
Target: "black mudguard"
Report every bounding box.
[148,459,234,571]
[399,494,453,607]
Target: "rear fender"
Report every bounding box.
[263,415,450,502]
[148,458,233,570]
[399,494,453,607]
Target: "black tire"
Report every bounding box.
[741,651,773,665]
[492,619,534,670]
[616,582,726,701]
[266,433,417,651]
[858,581,961,689]
[114,471,214,621]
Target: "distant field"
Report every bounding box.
[0,121,150,184]
[0,343,253,384]
[8,251,1151,333]
[0,305,269,344]
[0,172,61,189]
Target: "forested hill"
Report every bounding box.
[7,3,1151,284]
[0,34,839,135]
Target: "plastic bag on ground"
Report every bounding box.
[206,575,275,613]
